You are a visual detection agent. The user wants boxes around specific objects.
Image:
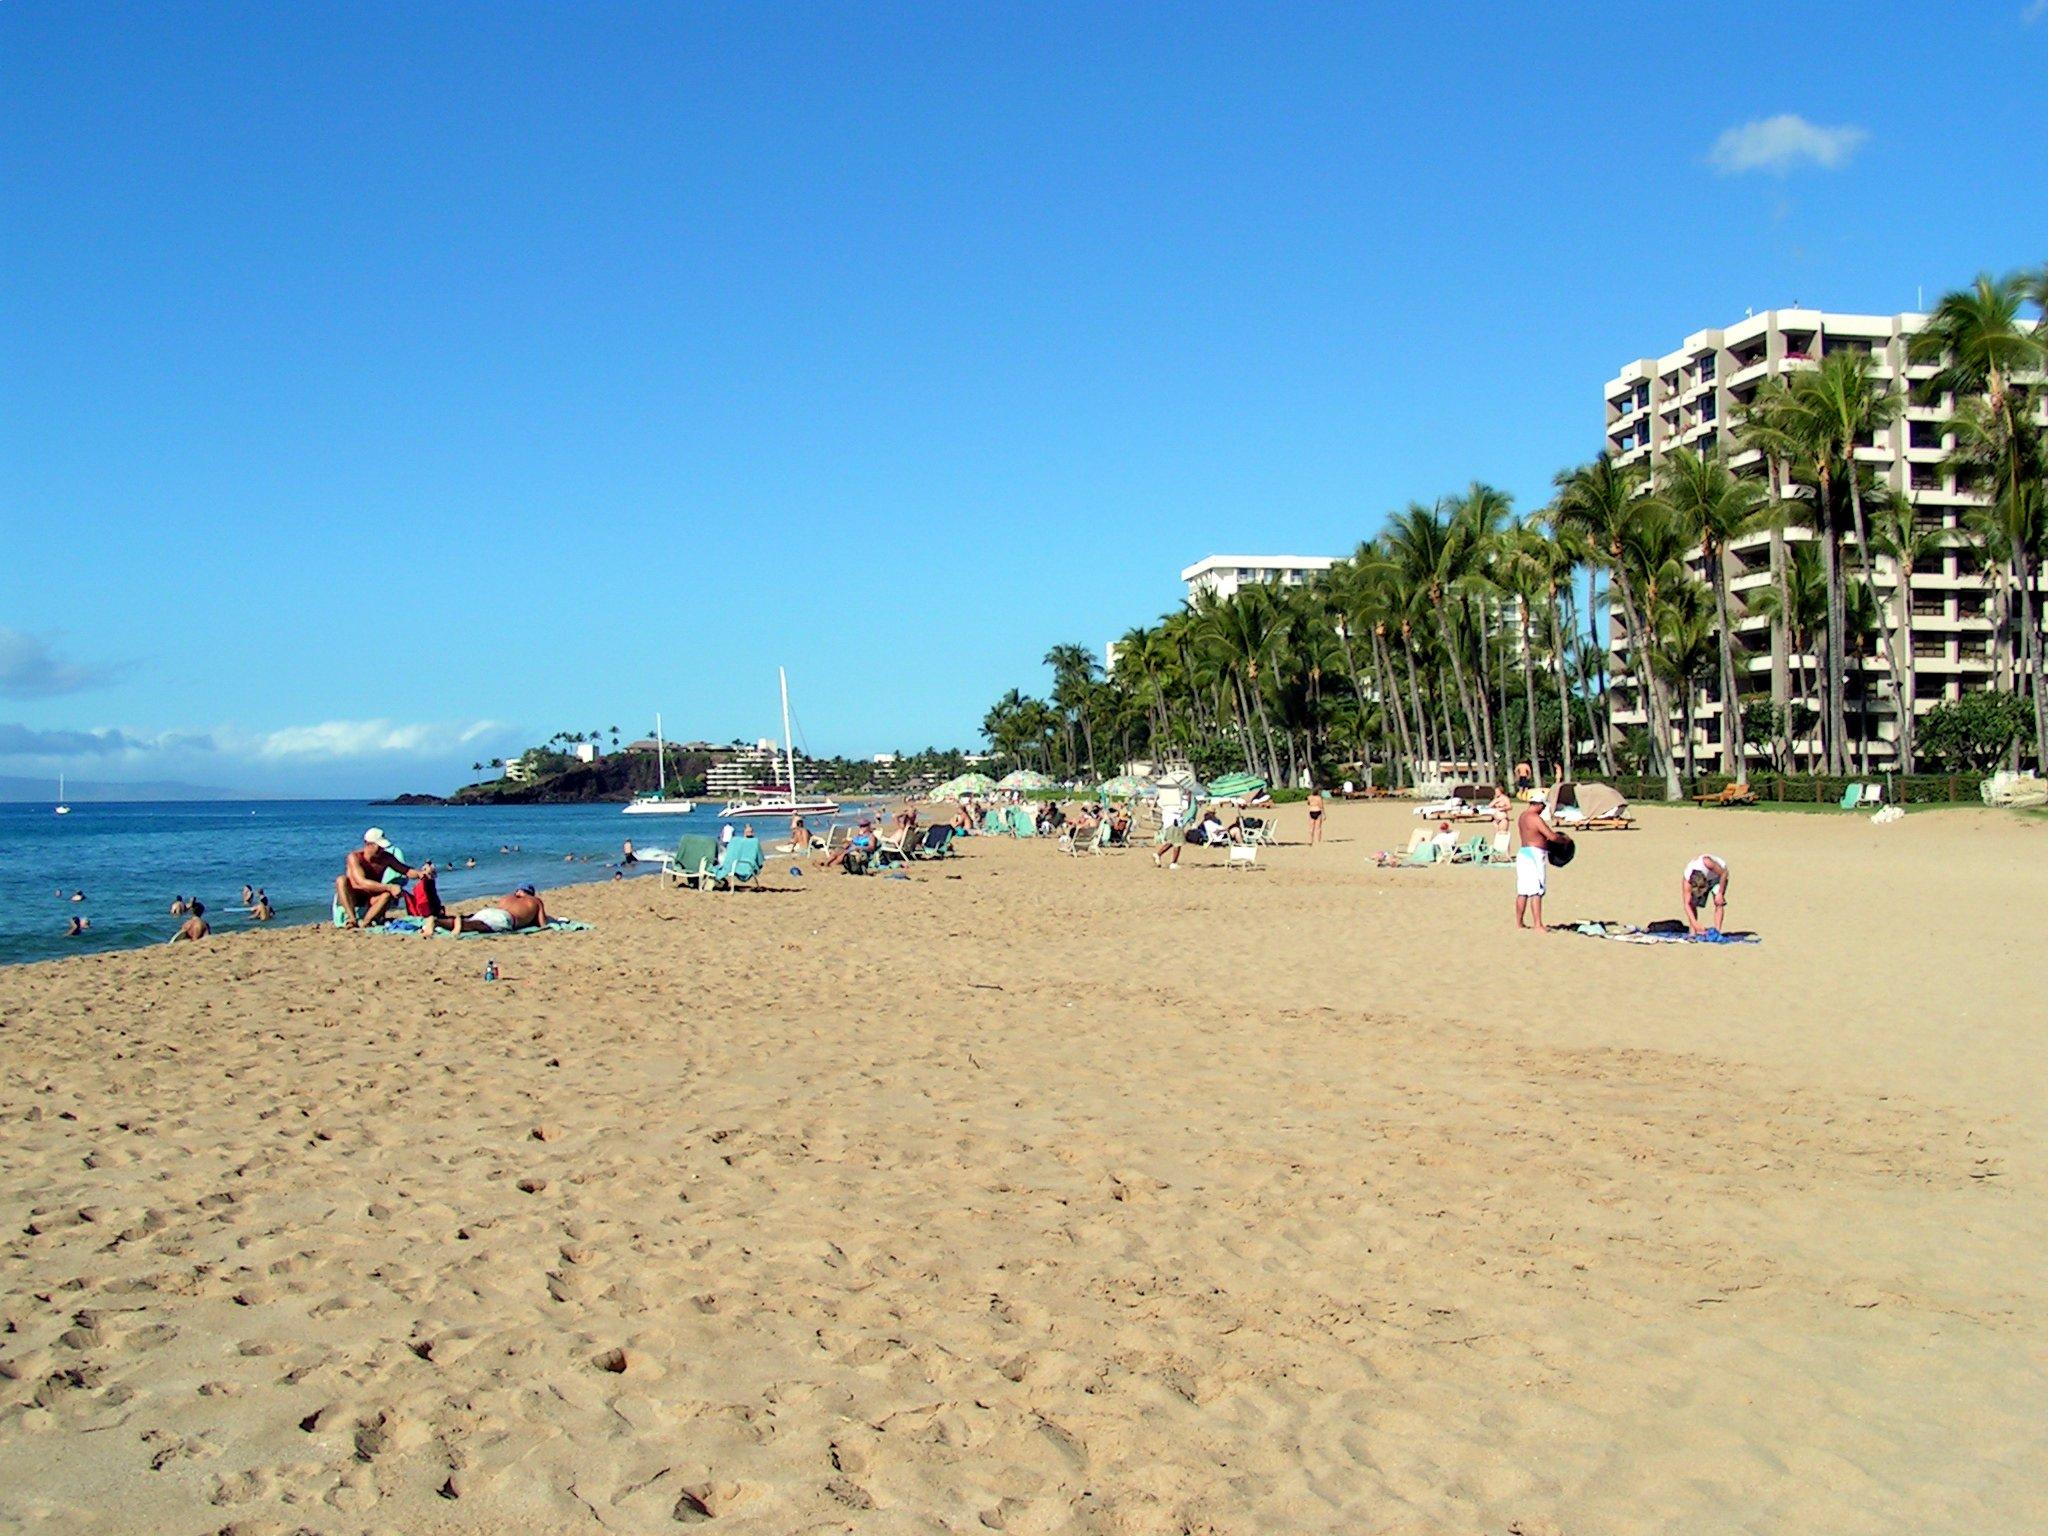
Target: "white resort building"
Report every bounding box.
[1603,306,2046,772]
[1180,554,1337,604]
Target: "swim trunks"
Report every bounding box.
[470,907,515,933]
[1516,845,1548,897]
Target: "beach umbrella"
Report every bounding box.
[1096,774,1153,799]
[1208,772,1268,799]
[927,772,997,801]
[997,769,1054,790]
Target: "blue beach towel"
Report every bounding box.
[1555,921,1758,945]
[380,918,593,937]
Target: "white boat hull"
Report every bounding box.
[719,798,839,819]
[622,799,697,815]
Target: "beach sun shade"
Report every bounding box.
[1096,774,1153,799]
[927,772,998,801]
[1208,773,1268,799]
[996,769,1055,790]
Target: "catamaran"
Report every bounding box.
[621,713,697,815]
[54,774,70,815]
[719,668,840,819]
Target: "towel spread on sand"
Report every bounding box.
[381,918,593,937]
[1555,921,1759,945]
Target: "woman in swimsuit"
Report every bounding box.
[1306,787,1325,846]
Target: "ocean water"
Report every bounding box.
[0,799,793,967]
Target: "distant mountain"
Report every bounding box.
[0,775,242,802]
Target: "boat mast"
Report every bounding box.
[779,668,796,800]
[655,713,666,797]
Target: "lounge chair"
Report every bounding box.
[707,836,763,891]
[1226,843,1260,872]
[1693,782,1756,807]
[1240,815,1279,846]
[912,825,957,859]
[1458,834,1504,865]
[1861,784,1884,807]
[1838,783,1864,809]
[666,834,720,890]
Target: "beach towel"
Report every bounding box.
[381,918,593,937]
[1554,920,1758,945]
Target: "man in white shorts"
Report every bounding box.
[1514,798,1563,931]
[421,884,550,936]
[1682,854,1731,934]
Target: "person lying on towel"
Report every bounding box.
[420,884,551,936]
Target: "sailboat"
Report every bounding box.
[55,774,70,815]
[621,713,696,815]
[719,668,840,819]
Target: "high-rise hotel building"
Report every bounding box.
[1603,307,2044,770]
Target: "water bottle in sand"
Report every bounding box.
[483,960,498,982]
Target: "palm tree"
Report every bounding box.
[1652,447,1765,774]
[1646,577,1716,782]
[1796,350,1906,767]
[1386,500,1490,775]
[1554,454,1683,799]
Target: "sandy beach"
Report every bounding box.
[2,801,2045,1535]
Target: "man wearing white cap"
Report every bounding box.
[334,827,425,929]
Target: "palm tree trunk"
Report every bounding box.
[1585,568,1618,775]
[1773,524,1794,772]
[1610,561,1684,800]
[1433,604,1485,777]
[1519,605,1541,789]
[1816,489,1848,775]
[2019,542,2048,775]
[1895,563,1916,774]
[1709,547,1744,775]
[1547,587,1576,783]
[1843,471,1908,775]
[1370,629,1416,787]
[1399,633,1433,775]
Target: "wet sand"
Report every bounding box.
[1,801,2044,1534]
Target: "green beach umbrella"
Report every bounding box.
[1208,772,1268,799]
[1096,774,1152,799]
[997,769,1055,790]
[928,772,997,801]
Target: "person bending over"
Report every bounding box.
[335,828,423,928]
[1682,854,1730,935]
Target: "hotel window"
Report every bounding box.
[1700,396,1717,422]
[1908,420,1946,450]
[1698,354,1716,381]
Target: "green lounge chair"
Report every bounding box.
[667,834,720,890]
[1838,783,1863,809]
[709,836,764,890]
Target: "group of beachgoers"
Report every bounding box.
[335,828,553,935]
[1384,790,1731,935]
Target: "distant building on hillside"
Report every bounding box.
[1181,554,1338,604]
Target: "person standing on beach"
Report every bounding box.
[1681,854,1731,935]
[1306,787,1325,845]
[1514,799,1563,931]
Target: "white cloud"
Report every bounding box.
[0,717,508,765]
[0,629,105,698]
[2026,0,2046,25]
[1708,114,1867,175]
[247,718,508,760]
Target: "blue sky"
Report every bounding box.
[4,2,2045,795]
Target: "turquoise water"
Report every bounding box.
[0,799,775,966]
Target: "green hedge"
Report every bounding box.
[1615,771,1989,805]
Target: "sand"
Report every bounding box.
[1,801,2045,1535]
